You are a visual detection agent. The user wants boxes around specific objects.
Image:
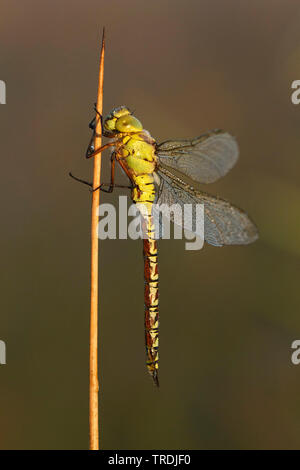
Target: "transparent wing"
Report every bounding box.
[154,168,258,247]
[156,130,239,184]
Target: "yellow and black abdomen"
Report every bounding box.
[121,132,160,386]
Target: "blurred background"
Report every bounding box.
[0,0,300,450]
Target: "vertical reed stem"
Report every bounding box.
[89,28,105,451]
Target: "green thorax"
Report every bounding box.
[121,131,157,204]
[103,106,158,204]
[121,130,157,176]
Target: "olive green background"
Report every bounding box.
[1,0,300,449]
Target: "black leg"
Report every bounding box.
[69,172,93,188]
[69,172,132,192]
[93,103,102,123]
[89,116,96,130]
[92,104,113,138]
[85,141,116,159]
[91,183,132,192]
[89,105,103,134]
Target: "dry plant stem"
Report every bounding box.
[89,29,105,451]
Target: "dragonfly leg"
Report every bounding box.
[69,172,93,188]
[91,183,133,192]
[89,105,103,133]
[72,151,132,193]
[69,172,131,192]
[88,116,96,131]
[93,103,102,125]
[91,103,114,137]
[86,104,114,158]
[85,141,115,159]
[93,152,116,193]
[92,152,134,192]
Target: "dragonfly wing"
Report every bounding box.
[155,168,258,247]
[156,130,239,184]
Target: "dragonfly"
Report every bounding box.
[70,105,258,387]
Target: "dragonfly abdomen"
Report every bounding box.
[133,179,160,386]
[120,128,160,385]
[143,218,159,387]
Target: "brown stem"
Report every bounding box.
[89,27,105,451]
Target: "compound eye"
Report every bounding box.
[115,115,143,132]
[104,118,117,132]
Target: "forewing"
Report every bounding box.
[155,169,258,247]
[157,130,239,184]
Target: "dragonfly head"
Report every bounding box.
[104,106,143,134]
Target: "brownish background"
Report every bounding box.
[0,0,300,450]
